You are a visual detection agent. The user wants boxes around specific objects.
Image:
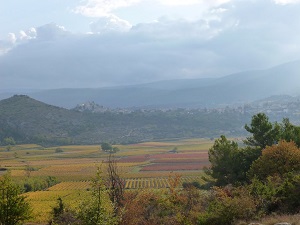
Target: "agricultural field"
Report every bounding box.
[0,138,213,223]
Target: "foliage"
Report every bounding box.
[277,173,300,213]
[121,174,204,225]
[208,114,300,186]
[208,135,260,186]
[49,197,81,225]
[248,176,281,214]
[182,181,201,189]
[0,95,249,145]
[18,176,58,193]
[244,113,281,149]
[101,143,113,152]
[208,135,239,186]
[77,168,118,225]
[198,186,257,225]
[248,141,300,180]
[0,174,31,225]
[1,137,16,146]
[55,148,64,153]
[249,173,300,214]
[280,118,300,147]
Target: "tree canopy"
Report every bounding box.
[209,113,300,186]
[248,140,300,180]
[244,113,280,149]
[0,174,31,225]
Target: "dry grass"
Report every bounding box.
[236,214,300,225]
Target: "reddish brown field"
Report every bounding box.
[140,162,209,171]
[118,155,151,163]
[151,153,208,159]
[118,152,209,172]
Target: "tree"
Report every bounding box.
[208,135,239,186]
[49,197,80,225]
[248,140,300,180]
[280,118,300,147]
[244,113,280,149]
[208,136,261,186]
[2,137,16,146]
[0,174,31,225]
[101,143,113,152]
[106,154,124,216]
[77,167,117,225]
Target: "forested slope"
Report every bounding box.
[0,95,249,145]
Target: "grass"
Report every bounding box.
[237,214,300,225]
[25,189,90,223]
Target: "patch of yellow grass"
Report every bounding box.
[25,190,90,223]
[236,214,300,225]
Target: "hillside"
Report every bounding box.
[9,60,299,109]
[0,95,85,145]
[0,95,249,145]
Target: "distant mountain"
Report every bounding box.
[1,60,300,109]
[0,95,248,145]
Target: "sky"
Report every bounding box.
[1,0,300,89]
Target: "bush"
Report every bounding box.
[248,141,300,180]
[55,148,64,153]
[198,186,257,225]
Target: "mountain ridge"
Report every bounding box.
[1,60,300,109]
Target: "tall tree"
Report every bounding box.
[208,136,261,186]
[0,174,31,225]
[244,113,280,149]
[77,168,117,225]
[208,135,239,186]
[280,118,300,147]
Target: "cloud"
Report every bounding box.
[0,33,16,55]
[0,24,69,55]
[74,0,140,17]
[157,0,202,6]
[131,16,225,40]
[157,0,231,6]
[1,0,300,90]
[90,15,132,33]
[274,0,300,4]
[35,23,70,40]
[19,28,37,41]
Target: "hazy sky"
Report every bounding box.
[1,0,300,89]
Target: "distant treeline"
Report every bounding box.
[0,95,251,146]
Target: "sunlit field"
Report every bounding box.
[0,138,213,223]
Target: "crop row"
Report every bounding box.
[124,176,202,189]
[140,162,209,171]
[41,176,203,191]
[48,181,90,191]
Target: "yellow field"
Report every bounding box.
[0,138,213,223]
[25,189,90,223]
[0,138,213,179]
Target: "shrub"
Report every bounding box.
[55,148,64,153]
[248,141,300,180]
[198,186,257,225]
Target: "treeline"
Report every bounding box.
[1,108,249,146]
